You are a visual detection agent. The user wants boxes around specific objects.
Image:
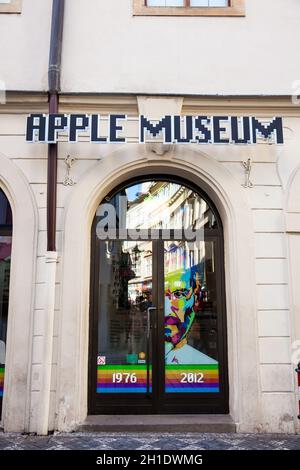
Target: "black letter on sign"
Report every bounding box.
[48,114,68,143]
[140,115,172,143]
[252,117,284,144]
[26,114,46,142]
[91,115,107,143]
[194,116,211,143]
[109,115,126,143]
[213,116,230,144]
[231,117,251,144]
[69,114,89,142]
[174,116,193,143]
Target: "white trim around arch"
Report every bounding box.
[0,152,38,432]
[56,144,261,433]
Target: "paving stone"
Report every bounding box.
[0,432,299,450]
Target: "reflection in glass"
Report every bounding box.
[0,237,11,360]
[0,190,12,407]
[125,182,217,231]
[0,190,12,226]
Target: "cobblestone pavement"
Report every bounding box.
[0,432,299,450]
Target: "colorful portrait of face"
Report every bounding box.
[164,267,202,349]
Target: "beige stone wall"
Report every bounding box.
[0,93,300,433]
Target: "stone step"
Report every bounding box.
[78,415,236,433]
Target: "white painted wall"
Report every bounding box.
[0,0,51,91]
[60,0,300,95]
[0,0,299,94]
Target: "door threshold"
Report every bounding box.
[78,415,236,433]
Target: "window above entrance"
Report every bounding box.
[133,0,245,16]
[0,0,21,14]
[148,1,228,6]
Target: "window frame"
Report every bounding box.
[133,0,245,16]
[0,0,22,14]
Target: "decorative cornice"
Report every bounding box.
[59,94,139,115]
[0,92,48,114]
[182,96,300,117]
[1,92,300,117]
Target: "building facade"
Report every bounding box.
[0,0,300,434]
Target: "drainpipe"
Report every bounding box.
[48,0,64,251]
[37,0,65,436]
[296,362,300,420]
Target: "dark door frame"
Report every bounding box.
[88,177,229,415]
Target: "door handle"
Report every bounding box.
[147,306,156,337]
[146,307,156,395]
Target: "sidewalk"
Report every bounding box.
[0,432,299,450]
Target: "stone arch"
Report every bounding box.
[57,145,260,432]
[0,152,38,432]
[286,163,300,215]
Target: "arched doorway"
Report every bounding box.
[89,177,229,414]
[0,189,12,419]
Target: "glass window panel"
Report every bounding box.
[164,239,220,393]
[0,191,12,409]
[97,240,153,394]
[0,236,11,352]
[0,236,12,402]
[191,0,228,5]
[147,0,165,5]
[190,0,209,5]
[148,0,229,5]
[148,0,185,6]
[94,180,222,401]
[208,0,228,6]
[0,190,12,226]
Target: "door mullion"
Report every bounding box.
[151,240,158,411]
[156,239,165,410]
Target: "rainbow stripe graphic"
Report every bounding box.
[0,366,4,397]
[165,364,219,393]
[97,364,152,393]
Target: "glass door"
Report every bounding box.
[89,179,228,414]
[90,238,160,413]
[96,240,153,395]
[0,236,11,417]
[164,239,219,392]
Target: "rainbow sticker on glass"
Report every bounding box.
[97,365,152,393]
[165,364,219,393]
[0,366,4,397]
